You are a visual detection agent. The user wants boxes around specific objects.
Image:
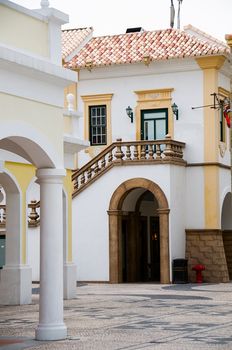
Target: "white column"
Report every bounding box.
[35,168,67,341]
[0,190,32,305]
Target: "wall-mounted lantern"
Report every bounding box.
[126,106,133,123]
[171,102,179,120]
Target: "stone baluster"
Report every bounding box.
[156,143,162,160]
[140,145,146,159]
[28,200,40,226]
[94,161,100,174]
[134,145,139,160]
[80,173,85,185]
[126,145,131,160]
[73,178,79,190]
[87,168,92,181]
[163,134,175,159]
[177,145,183,159]
[148,144,154,160]
[101,156,106,169]
[108,150,113,163]
[115,139,124,161]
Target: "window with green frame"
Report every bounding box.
[89,105,107,146]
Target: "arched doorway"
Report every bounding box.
[221,192,232,230]
[121,189,160,283]
[108,178,170,284]
[221,192,232,280]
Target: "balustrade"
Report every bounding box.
[72,137,185,196]
[0,200,40,228]
[0,205,6,228]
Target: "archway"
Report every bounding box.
[221,192,232,280]
[108,178,170,284]
[221,193,232,230]
[0,170,25,303]
[0,131,67,340]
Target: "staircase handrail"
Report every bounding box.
[72,137,186,197]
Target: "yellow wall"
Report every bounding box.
[0,92,64,161]
[5,162,36,264]
[196,56,226,229]
[4,163,73,264]
[0,5,48,57]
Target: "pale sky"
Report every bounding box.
[13,0,232,42]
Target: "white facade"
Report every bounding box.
[71,37,231,283]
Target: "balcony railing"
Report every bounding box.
[72,136,186,197]
[0,200,40,229]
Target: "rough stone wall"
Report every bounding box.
[186,230,229,283]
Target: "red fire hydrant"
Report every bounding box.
[192,264,205,283]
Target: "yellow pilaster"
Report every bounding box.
[196,56,226,228]
[5,162,36,264]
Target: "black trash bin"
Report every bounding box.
[172,258,188,284]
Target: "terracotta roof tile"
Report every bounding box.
[64,28,229,70]
[62,27,93,60]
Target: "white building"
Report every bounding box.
[63,25,232,284]
[0,0,88,341]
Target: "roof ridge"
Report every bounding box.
[62,27,93,32]
[184,24,227,48]
[90,28,175,40]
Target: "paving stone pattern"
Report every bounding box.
[1,283,232,349]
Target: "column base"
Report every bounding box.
[63,262,77,300]
[35,323,67,341]
[0,265,32,305]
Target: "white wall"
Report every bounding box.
[78,59,204,165]
[169,165,186,262]
[27,226,40,281]
[185,166,204,228]
[72,163,186,281]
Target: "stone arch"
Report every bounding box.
[109,178,168,211]
[108,178,170,284]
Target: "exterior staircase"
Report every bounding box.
[223,231,232,280]
[72,136,186,198]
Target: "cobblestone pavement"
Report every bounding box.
[1,283,232,349]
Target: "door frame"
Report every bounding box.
[141,108,168,141]
[108,178,170,284]
[134,88,174,141]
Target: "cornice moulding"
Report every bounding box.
[0,45,76,85]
